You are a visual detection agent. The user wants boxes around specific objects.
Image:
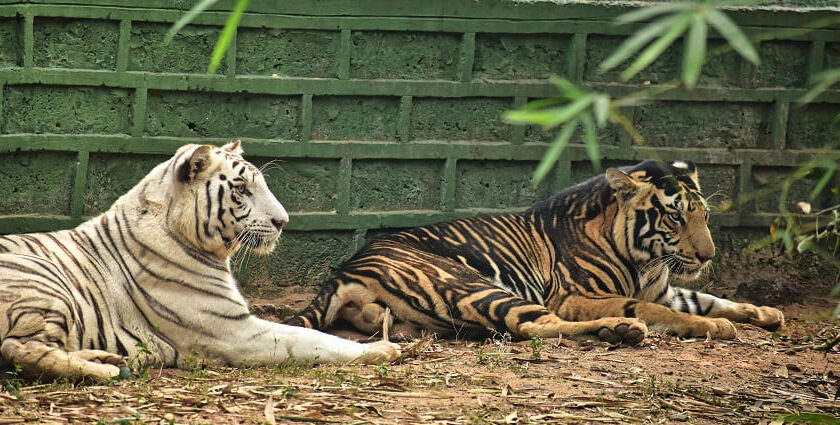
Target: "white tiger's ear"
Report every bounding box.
[606,168,640,201]
[177,145,213,183]
[222,140,243,155]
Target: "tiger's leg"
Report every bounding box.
[648,286,784,331]
[557,294,737,338]
[0,339,120,380]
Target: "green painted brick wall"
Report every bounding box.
[0,0,838,292]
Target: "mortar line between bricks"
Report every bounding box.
[398,95,412,142]
[226,26,237,78]
[336,156,352,214]
[738,159,754,219]
[0,135,827,165]
[116,19,130,72]
[338,29,351,80]
[131,87,147,138]
[2,69,840,103]
[0,81,3,134]
[442,158,457,212]
[771,101,789,151]
[457,32,475,83]
[352,228,367,254]
[552,160,571,193]
[569,33,586,83]
[23,14,33,69]
[301,94,313,142]
[70,150,89,219]
[511,97,526,145]
[807,40,825,85]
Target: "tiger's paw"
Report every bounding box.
[355,341,401,364]
[736,304,785,331]
[596,318,647,346]
[684,317,737,339]
[70,349,124,366]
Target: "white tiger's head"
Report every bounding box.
[166,141,289,259]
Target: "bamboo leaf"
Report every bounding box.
[682,12,708,88]
[533,118,578,186]
[504,108,568,126]
[549,76,585,99]
[620,13,692,81]
[581,113,601,170]
[165,0,220,45]
[800,68,840,104]
[599,14,685,73]
[706,8,759,65]
[520,97,565,111]
[810,167,836,201]
[614,2,693,25]
[207,0,249,74]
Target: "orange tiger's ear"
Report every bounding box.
[177,145,212,183]
[606,168,640,202]
[223,140,243,155]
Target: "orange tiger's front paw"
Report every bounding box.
[739,304,785,331]
[596,318,647,346]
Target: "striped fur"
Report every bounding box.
[0,142,398,380]
[287,160,784,344]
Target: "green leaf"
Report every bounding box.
[620,12,692,81]
[706,8,759,65]
[599,13,685,73]
[165,0,220,45]
[533,118,578,186]
[682,12,708,88]
[800,68,840,104]
[774,413,840,425]
[593,95,610,128]
[614,2,693,25]
[810,167,836,201]
[507,94,595,129]
[207,0,249,74]
[581,113,601,170]
[520,97,565,111]
[549,76,585,99]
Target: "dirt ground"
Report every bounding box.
[0,296,837,425]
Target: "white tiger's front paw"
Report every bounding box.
[355,341,401,364]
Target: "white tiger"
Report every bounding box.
[0,141,400,379]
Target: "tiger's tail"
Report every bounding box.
[284,277,342,330]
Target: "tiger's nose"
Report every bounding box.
[271,218,287,231]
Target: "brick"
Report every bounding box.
[145,91,300,139]
[237,28,339,78]
[311,96,400,141]
[569,160,636,185]
[2,85,133,135]
[129,22,224,74]
[752,41,808,88]
[83,153,168,216]
[752,166,832,213]
[0,18,22,67]
[351,160,442,211]
[825,42,840,70]
[473,33,570,80]
[411,97,512,141]
[34,18,118,70]
[251,158,339,213]
[244,230,354,291]
[787,102,840,149]
[0,151,74,215]
[633,102,772,149]
[584,36,741,87]
[455,160,553,209]
[697,164,738,212]
[351,31,459,80]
